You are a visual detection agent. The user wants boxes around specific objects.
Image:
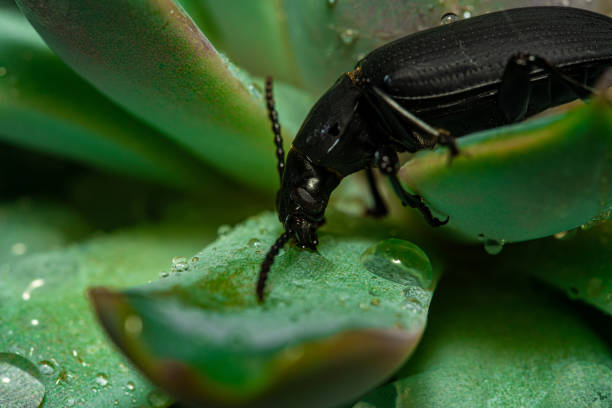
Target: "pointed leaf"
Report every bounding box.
[0,9,213,187]
[90,212,441,408]
[14,0,313,190]
[399,98,612,243]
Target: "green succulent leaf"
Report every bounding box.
[0,9,214,188]
[89,212,441,408]
[491,220,612,315]
[354,274,612,408]
[400,98,612,243]
[14,0,316,190]
[0,202,226,407]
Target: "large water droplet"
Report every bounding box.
[360,239,433,288]
[483,238,505,255]
[0,353,45,408]
[440,12,459,24]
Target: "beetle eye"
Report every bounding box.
[328,123,340,136]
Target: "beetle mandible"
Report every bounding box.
[256,6,612,301]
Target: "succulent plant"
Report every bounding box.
[1,1,611,407]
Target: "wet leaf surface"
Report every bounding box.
[354,274,612,408]
[90,212,441,408]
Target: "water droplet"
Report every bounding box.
[30,319,39,326]
[38,360,55,376]
[248,238,262,248]
[191,256,200,263]
[11,242,27,256]
[126,381,135,391]
[554,230,568,239]
[483,238,505,255]
[0,353,45,408]
[440,12,459,24]
[339,28,359,46]
[171,256,188,272]
[159,271,169,278]
[217,224,232,236]
[586,277,603,299]
[124,315,143,337]
[95,373,109,387]
[326,0,337,8]
[462,10,472,19]
[360,239,433,288]
[370,297,380,306]
[147,389,170,407]
[22,278,44,301]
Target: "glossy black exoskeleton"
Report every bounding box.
[257,6,612,301]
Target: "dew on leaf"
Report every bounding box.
[360,239,433,289]
[94,373,109,387]
[171,256,188,272]
[326,0,337,8]
[339,28,359,46]
[483,238,505,255]
[440,12,459,24]
[0,353,45,408]
[22,279,44,301]
[217,224,232,236]
[37,360,55,376]
[126,380,135,391]
[191,256,200,263]
[248,238,261,248]
[147,389,170,407]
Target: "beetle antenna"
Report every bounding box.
[257,230,292,302]
[265,76,285,184]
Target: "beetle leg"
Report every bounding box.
[374,148,448,227]
[366,86,459,158]
[499,53,595,122]
[365,167,388,217]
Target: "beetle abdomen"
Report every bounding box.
[361,7,612,99]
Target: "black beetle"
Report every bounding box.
[257,6,612,301]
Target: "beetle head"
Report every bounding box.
[276,148,340,249]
